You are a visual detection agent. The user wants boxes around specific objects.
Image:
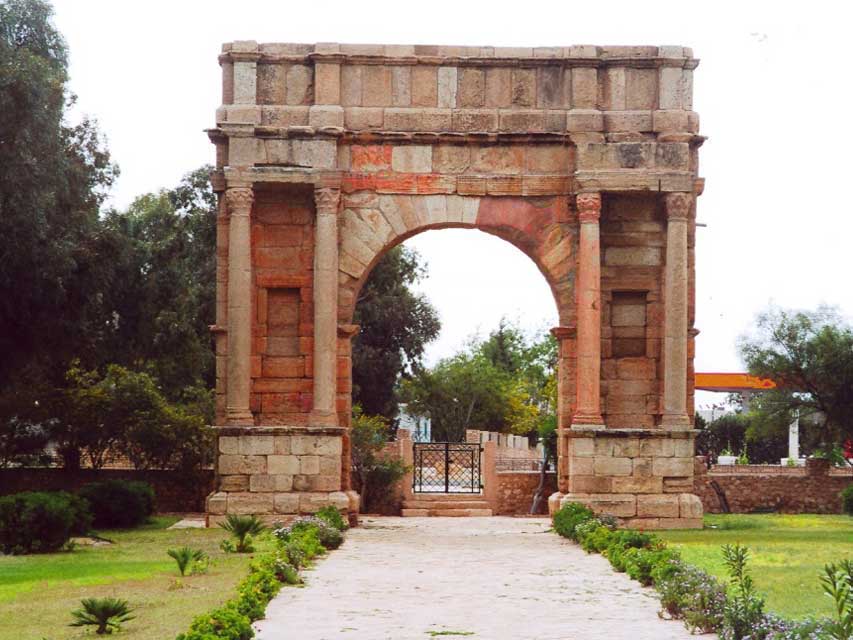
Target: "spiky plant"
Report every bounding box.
[70,597,135,635]
[218,514,265,552]
[167,546,207,576]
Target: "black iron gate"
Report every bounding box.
[412,442,482,493]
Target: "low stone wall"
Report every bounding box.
[694,457,853,514]
[495,471,557,515]
[0,468,215,512]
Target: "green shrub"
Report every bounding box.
[176,602,253,640]
[721,544,766,640]
[70,597,135,635]
[654,560,727,633]
[841,484,853,516]
[316,505,348,531]
[78,480,154,528]
[578,524,614,554]
[622,546,680,586]
[235,559,282,621]
[552,502,595,541]
[0,491,91,554]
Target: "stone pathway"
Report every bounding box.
[255,516,709,640]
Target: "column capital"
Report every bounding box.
[665,192,692,221]
[225,187,254,215]
[314,186,341,215]
[576,192,602,223]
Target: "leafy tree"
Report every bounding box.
[739,306,853,447]
[349,407,408,512]
[98,167,217,393]
[352,246,440,420]
[0,0,117,389]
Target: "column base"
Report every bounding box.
[547,491,564,516]
[225,410,255,426]
[308,410,338,427]
[571,414,604,427]
[660,413,692,429]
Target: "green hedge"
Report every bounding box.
[0,491,92,554]
[79,479,155,528]
[176,514,348,639]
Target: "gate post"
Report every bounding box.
[400,431,414,502]
[482,440,498,510]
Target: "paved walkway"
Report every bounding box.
[256,517,707,640]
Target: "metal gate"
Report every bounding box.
[412,442,482,493]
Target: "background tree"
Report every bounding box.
[0,0,117,389]
[738,306,853,448]
[352,246,440,420]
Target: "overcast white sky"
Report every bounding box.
[52,0,853,408]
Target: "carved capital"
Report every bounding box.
[225,187,254,216]
[576,192,601,223]
[314,187,341,215]
[665,192,692,221]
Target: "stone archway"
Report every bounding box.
[205,41,705,529]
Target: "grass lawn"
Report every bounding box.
[659,514,853,620]
[0,516,271,640]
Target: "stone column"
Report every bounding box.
[225,187,254,425]
[572,193,604,426]
[310,186,341,426]
[661,192,692,428]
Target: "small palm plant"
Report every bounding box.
[167,546,208,576]
[70,597,135,635]
[218,514,265,552]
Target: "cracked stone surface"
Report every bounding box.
[255,516,711,639]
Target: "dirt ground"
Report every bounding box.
[255,516,710,640]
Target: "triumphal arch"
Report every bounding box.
[206,41,705,529]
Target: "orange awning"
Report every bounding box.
[694,372,776,392]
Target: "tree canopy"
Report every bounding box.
[352,246,440,420]
[738,306,853,447]
[400,320,556,442]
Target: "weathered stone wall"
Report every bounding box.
[0,468,214,513]
[495,471,557,515]
[694,458,853,515]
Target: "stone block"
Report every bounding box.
[274,492,300,514]
[267,454,299,475]
[314,62,340,104]
[310,475,341,492]
[285,65,313,105]
[238,435,274,455]
[593,456,633,476]
[308,105,344,128]
[458,68,485,107]
[637,493,680,517]
[329,491,352,510]
[499,110,565,133]
[655,143,690,169]
[603,110,652,132]
[572,67,598,109]
[536,66,564,108]
[625,68,657,110]
[299,455,320,475]
[510,68,536,107]
[298,492,331,513]
[219,454,266,475]
[249,474,276,492]
[679,493,704,518]
[227,492,273,515]
[563,493,636,518]
[433,145,470,173]
[319,455,341,476]
[659,67,687,110]
[233,61,257,104]
[383,108,452,132]
[206,492,227,515]
[652,457,693,477]
[411,66,438,107]
[471,146,524,174]
[485,68,511,107]
[672,438,695,457]
[220,474,249,492]
[632,457,652,477]
[570,437,595,457]
[570,456,594,475]
[612,438,640,457]
[572,475,612,493]
[260,106,310,127]
[639,437,674,457]
[566,109,604,132]
[341,65,362,106]
[391,66,412,106]
[344,107,384,130]
[391,146,432,173]
[291,435,343,456]
[652,109,689,132]
[605,246,662,266]
[437,67,458,108]
[219,436,240,454]
[228,137,263,167]
[612,476,663,494]
[452,109,498,132]
[525,144,571,173]
[663,477,693,493]
[274,435,291,455]
[362,65,392,106]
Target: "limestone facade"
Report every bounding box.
[207,42,705,528]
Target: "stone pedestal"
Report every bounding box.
[206,426,352,526]
[549,427,703,529]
